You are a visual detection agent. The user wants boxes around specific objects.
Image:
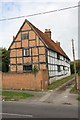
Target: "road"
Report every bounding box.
[2,101,78,118]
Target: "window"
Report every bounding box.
[22,33,29,39]
[63,57,65,60]
[66,59,69,63]
[57,53,60,59]
[63,66,65,70]
[24,49,30,56]
[23,64,32,71]
[57,65,61,72]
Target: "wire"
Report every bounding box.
[0,5,79,21]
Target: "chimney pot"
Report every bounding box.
[56,41,60,47]
[44,29,51,39]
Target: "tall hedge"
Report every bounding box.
[2,48,9,72]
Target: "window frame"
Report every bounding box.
[24,49,30,56]
[23,64,32,71]
[22,33,29,40]
[63,66,65,70]
[57,53,60,59]
[57,65,61,72]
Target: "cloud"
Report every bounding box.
[0,1,78,60]
[0,2,21,19]
[0,0,79,3]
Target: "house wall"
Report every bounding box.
[2,70,48,90]
[47,50,71,84]
[9,21,71,85]
[9,22,47,72]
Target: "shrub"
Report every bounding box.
[32,65,39,73]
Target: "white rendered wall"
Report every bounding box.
[47,50,71,84]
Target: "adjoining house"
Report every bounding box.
[9,19,71,84]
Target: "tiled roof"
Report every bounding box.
[27,19,69,59]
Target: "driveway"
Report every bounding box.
[42,87,78,106]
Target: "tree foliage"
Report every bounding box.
[0,48,2,71]
[32,65,39,73]
[70,63,74,74]
[2,48,9,72]
[70,60,80,74]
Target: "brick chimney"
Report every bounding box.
[56,41,60,47]
[44,29,51,39]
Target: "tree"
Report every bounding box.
[0,48,2,71]
[2,48,9,72]
[70,60,80,74]
[70,63,74,74]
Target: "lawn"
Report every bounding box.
[48,75,74,90]
[2,91,34,101]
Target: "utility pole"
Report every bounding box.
[72,39,77,90]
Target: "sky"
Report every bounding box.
[0,0,79,60]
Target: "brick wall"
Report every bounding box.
[2,70,49,90]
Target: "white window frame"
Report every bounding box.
[24,49,30,56]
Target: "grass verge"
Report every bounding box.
[70,85,80,101]
[0,91,2,95]
[70,85,78,94]
[48,75,74,90]
[77,96,80,101]
[2,91,34,101]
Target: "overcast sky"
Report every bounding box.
[0,0,79,60]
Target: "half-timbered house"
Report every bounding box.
[9,19,70,84]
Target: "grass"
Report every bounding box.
[48,75,74,90]
[0,91,2,95]
[77,96,80,101]
[70,85,78,94]
[70,85,80,101]
[2,91,34,101]
[78,72,80,76]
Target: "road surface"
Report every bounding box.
[2,101,78,118]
